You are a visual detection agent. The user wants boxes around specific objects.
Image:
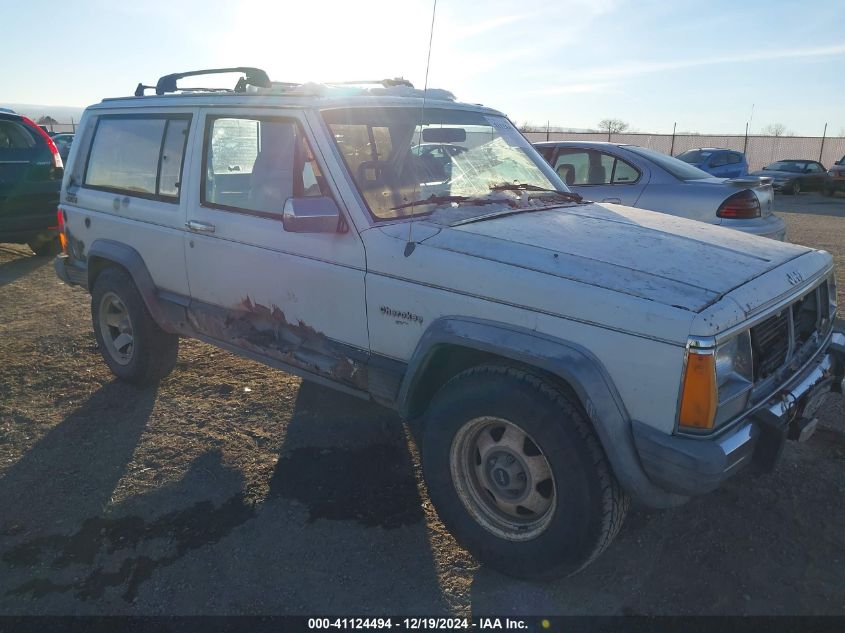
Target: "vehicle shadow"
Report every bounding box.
[468,435,845,617]
[0,250,49,287]
[0,380,450,614]
[0,379,158,608]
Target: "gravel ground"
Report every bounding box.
[0,194,843,616]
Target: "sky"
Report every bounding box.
[2,0,844,135]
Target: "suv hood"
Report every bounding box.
[421,202,810,313]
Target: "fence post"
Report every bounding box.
[71,117,75,133]
[669,122,676,155]
[743,122,749,154]
[546,120,550,142]
[819,122,827,163]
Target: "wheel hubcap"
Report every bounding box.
[98,292,134,365]
[450,417,556,541]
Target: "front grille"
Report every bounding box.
[750,310,789,380]
[792,292,818,346]
[749,279,829,382]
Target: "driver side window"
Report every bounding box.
[202,116,328,217]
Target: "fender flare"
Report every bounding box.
[397,316,686,508]
[87,239,176,333]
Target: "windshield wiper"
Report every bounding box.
[489,182,583,202]
[388,194,511,212]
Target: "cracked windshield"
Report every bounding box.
[322,107,565,220]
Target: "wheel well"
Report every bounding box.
[87,255,126,290]
[404,344,582,422]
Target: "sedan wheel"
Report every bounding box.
[791,180,801,195]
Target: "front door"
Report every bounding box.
[182,109,369,391]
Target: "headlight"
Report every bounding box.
[714,331,753,426]
[715,331,753,390]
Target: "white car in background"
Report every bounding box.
[535,141,786,240]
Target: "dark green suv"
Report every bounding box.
[0,110,63,254]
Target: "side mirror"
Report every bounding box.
[283,196,340,233]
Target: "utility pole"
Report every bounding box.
[546,120,550,142]
[743,122,749,154]
[819,123,827,163]
[670,122,677,155]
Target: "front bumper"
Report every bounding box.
[632,324,845,497]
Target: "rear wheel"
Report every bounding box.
[91,267,179,385]
[421,365,629,579]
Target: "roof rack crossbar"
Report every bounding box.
[134,67,272,97]
[328,78,415,88]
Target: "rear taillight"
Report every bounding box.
[57,208,67,254]
[717,189,760,219]
[20,116,64,170]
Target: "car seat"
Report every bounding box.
[556,163,576,186]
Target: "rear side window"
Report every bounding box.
[0,120,37,149]
[710,153,729,167]
[84,115,191,201]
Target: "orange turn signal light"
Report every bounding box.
[679,350,717,430]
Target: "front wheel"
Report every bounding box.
[421,365,629,579]
[91,267,179,385]
[790,180,801,195]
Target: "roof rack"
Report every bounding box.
[134,67,272,97]
[128,69,455,102]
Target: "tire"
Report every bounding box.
[27,236,60,256]
[790,180,801,195]
[91,266,179,385]
[421,364,629,579]
[821,186,832,197]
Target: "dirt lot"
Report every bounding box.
[1,194,844,616]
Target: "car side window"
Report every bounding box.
[710,153,729,167]
[84,115,191,201]
[203,116,328,216]
[727,152,742,165]
[554,150,639,186]
[554,151,591,185]
[806,163,823,173]
[612,158,639,183]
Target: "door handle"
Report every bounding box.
[185,220,216,233]
[602,197,622,204]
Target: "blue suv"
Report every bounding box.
[676,148,748,178]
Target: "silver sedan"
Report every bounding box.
[534,141,786,240]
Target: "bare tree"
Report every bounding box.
[598,118,629,135]
[760,123,794,137]
[37,115,59,125]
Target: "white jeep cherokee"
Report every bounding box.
[55,68,844,579]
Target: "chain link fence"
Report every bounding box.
[522,130,845,172]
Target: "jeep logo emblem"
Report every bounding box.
[786,270,803,285]
[493,468,510,488]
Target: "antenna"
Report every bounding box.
[405,0,438,258]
